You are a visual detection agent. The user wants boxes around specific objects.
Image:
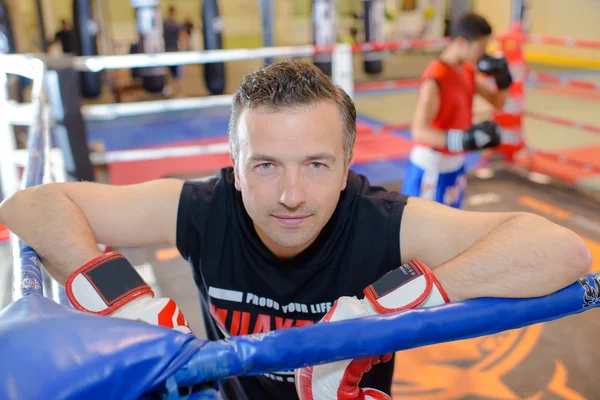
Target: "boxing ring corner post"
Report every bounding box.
[0,53,70,305]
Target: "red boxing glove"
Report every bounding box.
[66,251,191,334]
[295,260,450,400]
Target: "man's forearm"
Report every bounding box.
[492,90,509,109]
[0,185,102,285]
[412,126,447,148]
[434,213,591,302]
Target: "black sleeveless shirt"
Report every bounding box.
[176,167,408,399]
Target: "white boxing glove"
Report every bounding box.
[295,260,450,400]
[66,251,192,334]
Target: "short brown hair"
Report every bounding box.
[451,12,492,41]
[228,59,356,164]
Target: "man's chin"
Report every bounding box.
[268,228,319,250]
[255,221,321,255]
[272,233,312,249]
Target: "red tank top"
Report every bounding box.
[421,59,476,132]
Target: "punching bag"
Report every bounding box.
[0,0,16,54]
[202,0,226,95]
[311,0,336,76]
[363,0,384,75]
[73,0,102,98]
[129,43,141,79]
[259,0,274,65]
[131,0,166,93]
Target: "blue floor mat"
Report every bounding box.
[85,107,231,151]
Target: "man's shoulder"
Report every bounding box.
[184,166,234,185]
[346,170,409,205]
[181,167,235,203]
[176,167,235,260]
[422,58,449,79]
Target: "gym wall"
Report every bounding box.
[3,0,43,52]
[11,0,600,70]
[14,0,449,54]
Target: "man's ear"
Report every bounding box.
[231,155,241,191]
[341,153,354,191]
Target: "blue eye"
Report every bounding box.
[258,163,273,169]
[310,162,323,168]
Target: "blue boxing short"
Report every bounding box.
[402,145,467,209]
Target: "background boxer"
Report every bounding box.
[402,12,512,208]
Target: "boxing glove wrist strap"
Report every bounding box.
[446,129,465,153]
[294,260,449,400]
[66,251,153,315]
[363,260,450,314]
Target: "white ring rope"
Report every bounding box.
[73,45,318,72]
[82,95,234,120]
[81,43,355,121]
[89,142,230,165]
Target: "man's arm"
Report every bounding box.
[400,197,591,301]
[411,79,447,149]
[475,74,509,110]
[178,24,190,49]
[0,179,184,284]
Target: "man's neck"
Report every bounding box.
[439,45,463,68]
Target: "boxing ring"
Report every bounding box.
[1,47,600,400]
[2,0,600,396]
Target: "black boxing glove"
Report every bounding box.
[446,121,502,153]
[477,54,513,90]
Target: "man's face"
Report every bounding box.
[233,101,351,258]
[460,35,490,64]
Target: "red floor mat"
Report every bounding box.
[352,132,412,164]
[357,122,373,135]
[515,146,600,184]
[538,85,600,101]
[108,133,412,185]
[108,138,232,185]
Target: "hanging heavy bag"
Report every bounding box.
[363,0,384,75]
[131,0,166,93]
[311,0,335,76]
[73,0,102,98]
[202,0,226,95]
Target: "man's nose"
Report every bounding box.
[278,170,306,209]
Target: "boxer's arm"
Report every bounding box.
[475,74,508,109]
[0,179,183,284]
[400,197,591,301]
[411,79,448,148]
